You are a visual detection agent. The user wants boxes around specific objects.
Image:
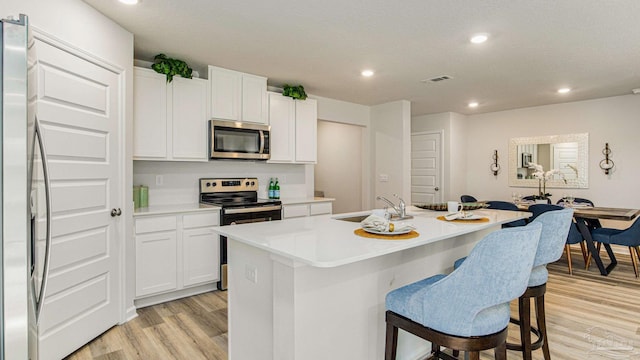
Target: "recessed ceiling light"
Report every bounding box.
[361,70,374,77]
[470,33,489,44]
[468,101,479,108]
[557,87,571,94]
[119,0,139,5]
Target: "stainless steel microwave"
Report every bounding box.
[209,120,271,160]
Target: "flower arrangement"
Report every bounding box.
[528,162,566,199]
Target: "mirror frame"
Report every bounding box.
[509,133,589,189]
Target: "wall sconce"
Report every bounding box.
[599,143,614,175]
[490,150,501,176]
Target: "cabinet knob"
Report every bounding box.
[111,208,122,217]
[434,187,440,191]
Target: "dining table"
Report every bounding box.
[571,206,640,276]
[514,202,640,275]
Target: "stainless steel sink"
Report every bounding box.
[334,214,414,223]
[334,215,370,223]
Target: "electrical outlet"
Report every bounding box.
[245,264,258,283]
[155,175,163,186]
[379,174,389,182]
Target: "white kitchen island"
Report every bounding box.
[212,207,530,360]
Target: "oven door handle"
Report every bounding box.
[224,205,282,214]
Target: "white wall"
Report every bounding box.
[312,95,370,126]
[464,94,640,208]
[370,100,412,208]
[315,121,363,214]
[134,161,309,205]
[4,0,136,323]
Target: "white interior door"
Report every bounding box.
[34,34,121,360]
[411,132,441,204]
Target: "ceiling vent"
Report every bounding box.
[422,75,452,83]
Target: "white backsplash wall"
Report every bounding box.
[134,160,311,206]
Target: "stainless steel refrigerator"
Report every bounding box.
[1,14,51,360]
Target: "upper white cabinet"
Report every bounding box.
[209,65,267,124]
[268,92,318,164]
[133,67,208,161]
[133,68,168,158]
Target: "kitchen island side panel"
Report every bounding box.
[227,226,495,360]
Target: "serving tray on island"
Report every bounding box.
[415,202,488,211]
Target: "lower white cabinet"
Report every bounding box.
[182,227,219,287]
[136,231,178,296]
[283,201,333,219]
[134,211,220,302]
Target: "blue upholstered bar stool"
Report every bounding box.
[453,207,573,360]
[385,224,543,360]
[510,208,573,360]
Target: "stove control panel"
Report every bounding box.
[199,177,258,193]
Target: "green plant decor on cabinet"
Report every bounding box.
[151,53,193,83]
[282,84,307,100]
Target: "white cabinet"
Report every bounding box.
[267,92,318,164]
[209,66,267,124]
[182,213,220,287]
[133,67,208,161]
[135,216,178,297]
[134,211,220,303]
[133,68,167,158]
[294,98,318,163]
[282,201,333,219]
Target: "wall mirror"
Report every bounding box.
[509,133,589,189]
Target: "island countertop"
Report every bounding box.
[213,207,530,268]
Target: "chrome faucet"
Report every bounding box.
[376,194,411,219]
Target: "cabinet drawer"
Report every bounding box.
[283,204,309,218]
[135,216,177,234]
[183,212,220,229]
[310,202,332,216]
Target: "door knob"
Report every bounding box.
[111,208,122,217]
[434,187,440,191]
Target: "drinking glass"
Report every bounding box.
[566,195,575,207]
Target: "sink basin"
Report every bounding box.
[334,215,370,223]
[334,214,414,223]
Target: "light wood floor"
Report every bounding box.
[65,248,640,360]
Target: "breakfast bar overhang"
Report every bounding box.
[213,208,531,360]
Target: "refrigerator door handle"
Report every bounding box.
[34,116,52,323]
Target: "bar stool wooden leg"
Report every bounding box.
[495,341,507,360]
[385,321,398,360]
[519,296,533,360]
[535,294,551,360]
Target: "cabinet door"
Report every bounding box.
[242,74,268,124]
[135,231,178,297]
[283,204,310,218]
[294,98,318,163]
[182,228,220,287]
[171,77,208,161]
[268,93,295,162]
[209,66,241,121]
[133,68,167,159]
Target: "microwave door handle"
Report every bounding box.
[34,116,52,324]
[259,130,265,154]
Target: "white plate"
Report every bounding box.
[447,214,485,221]
[362,227,413,235]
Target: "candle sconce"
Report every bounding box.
[599,143,614,175]
[490,150,501,176]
